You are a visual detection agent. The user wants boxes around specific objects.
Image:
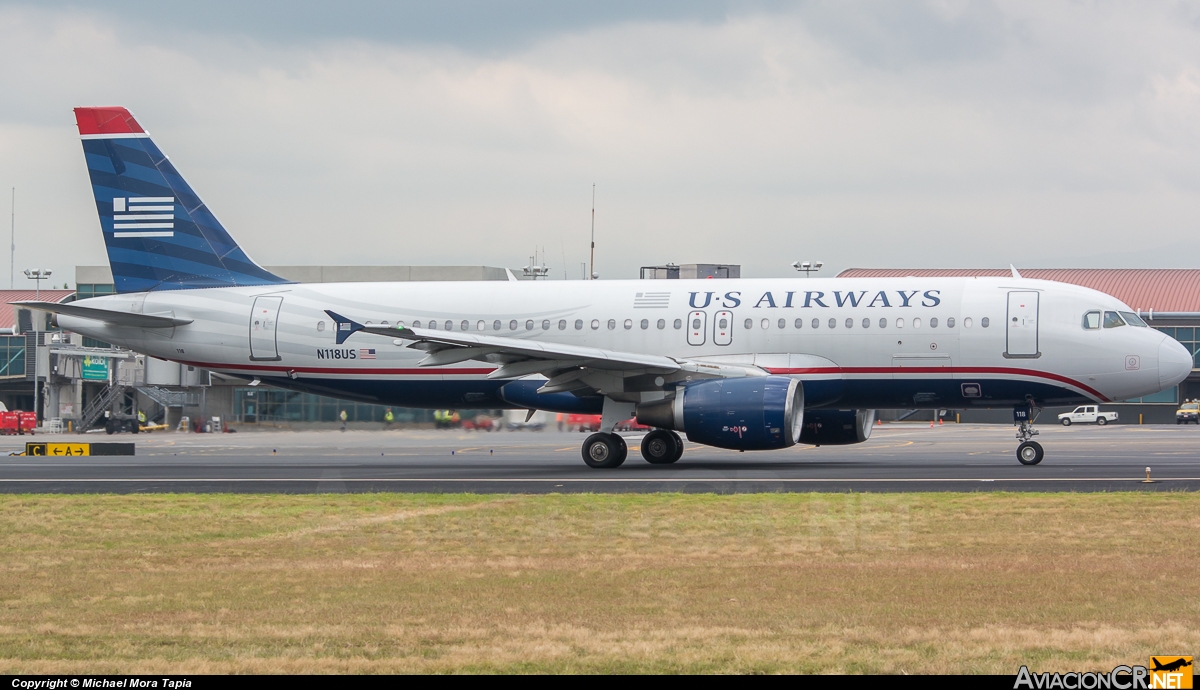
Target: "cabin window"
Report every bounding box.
[1082,311,1101,330]
[396,321,405,328]
[745,318,753,329]
[658,319,666,329]
[428,321,437,330]
[478,320,486,331]
[963,317,972,328]
[828,318,836,329]
[795,318,803,329]
[862,318,870,329]
[929,317,938,328]
[509,320,518,330]
[493,320,502,331]
[412,320,422,328]
[762,318,770,330]
[778,318,786,329]
[462,320,470,331]
[381,321,389,326]
[526,320,535,330]
[673,319,682,329]
[1120,311,1148,327]
[591,319,600,330]
[443,320,452,330]
[1103,311,1126,328]
[641,319,649,330]
[896,318,904,328]
[542,320,550,330]
[912,318,921,329]
[317,321,325,332]
[575,319,584,330]
[607,319,616,330]
[718,317,728,329]
[624,319,633,330]
[946,317,955,328]
[981,317,990,328]
[845,318,853,329]
[812,318,819,329]
[559,320,567,330]
[879,318,887,328]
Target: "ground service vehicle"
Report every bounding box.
[1176,402,1199,424]
[1057,406,1117,426]
[23,106,1194,468]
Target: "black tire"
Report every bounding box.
[1061,418,1071,426]
[669,431,685,462]
[1097,417,1107,426]
[582,432,626,468]
[1017,441,1044,465]
[641,429,680,464]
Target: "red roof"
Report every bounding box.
[837,268,1200,312]
[0,290,75,331]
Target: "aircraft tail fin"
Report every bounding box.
[74,107,289,294]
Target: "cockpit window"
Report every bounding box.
[1102,311,1126,328]
[1119,311,1148,327]
[1082,311,1101,330]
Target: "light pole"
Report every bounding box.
[23,268,50,428]
[792,260,823,277]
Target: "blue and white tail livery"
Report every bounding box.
[75,106,288,293]
[25,106,1193,467]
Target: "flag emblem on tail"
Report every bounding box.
[359,348,376,360]
[112,197,174,238]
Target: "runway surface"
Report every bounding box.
[1,423,1197,493]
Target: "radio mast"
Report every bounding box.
[589,184,595,280]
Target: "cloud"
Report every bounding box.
[2,1,1200,286]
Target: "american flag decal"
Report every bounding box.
[112,197,175,238]
[359,348,376,359]
[633,291,671,309]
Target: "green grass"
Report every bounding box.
[0,492,1196,673]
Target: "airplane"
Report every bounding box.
[15,106,1193,468]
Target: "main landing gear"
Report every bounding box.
[582,432,628,468]
[581,429,685,468]
[640,429,684,465]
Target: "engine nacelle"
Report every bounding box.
[798,409,876,446]
[636,376,804,451]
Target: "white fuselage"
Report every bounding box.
[57,276,1191,411]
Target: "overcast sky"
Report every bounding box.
[3,0,1200,287]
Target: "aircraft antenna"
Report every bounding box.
[589,183,595,280]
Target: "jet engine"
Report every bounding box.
[798,409,876,446]
[635,376,803,451]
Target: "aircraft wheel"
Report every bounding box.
[641,429,680,464]
[1061,418,1071,426]
[582,432,626,468]
[1017,441,1044,466]
[1097,417,1107,426]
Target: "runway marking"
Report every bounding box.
[0,477,1198,483]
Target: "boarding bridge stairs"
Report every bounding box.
[78,383,127,432]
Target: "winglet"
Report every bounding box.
[324,310,364,345]
[1010,264,1023,279]
[506,268,519,282]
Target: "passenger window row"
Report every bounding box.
[742,316,990,330]
[352,318,689,332]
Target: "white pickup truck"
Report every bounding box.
[1058,405,1117,426]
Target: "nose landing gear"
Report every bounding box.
[1014,402,1043,465]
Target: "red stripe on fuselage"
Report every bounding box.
[765,366,1109,402]
[179,359,1109,402]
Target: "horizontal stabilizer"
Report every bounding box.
[11,301,192,329]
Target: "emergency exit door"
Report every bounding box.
[687,310,707,346]
[1005,291,1039,358]
[249,295,283,361]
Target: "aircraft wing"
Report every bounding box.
[11,301,193,328]
[324,309,763,394]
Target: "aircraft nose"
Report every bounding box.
[1159,337,1192,389]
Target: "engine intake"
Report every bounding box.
[636,376,804,451]
[798,409,875,446]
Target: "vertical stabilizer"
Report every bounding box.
[74,106,288,293]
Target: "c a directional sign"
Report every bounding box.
[25,443,134,456]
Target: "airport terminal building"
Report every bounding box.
[3,265,1200,430]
